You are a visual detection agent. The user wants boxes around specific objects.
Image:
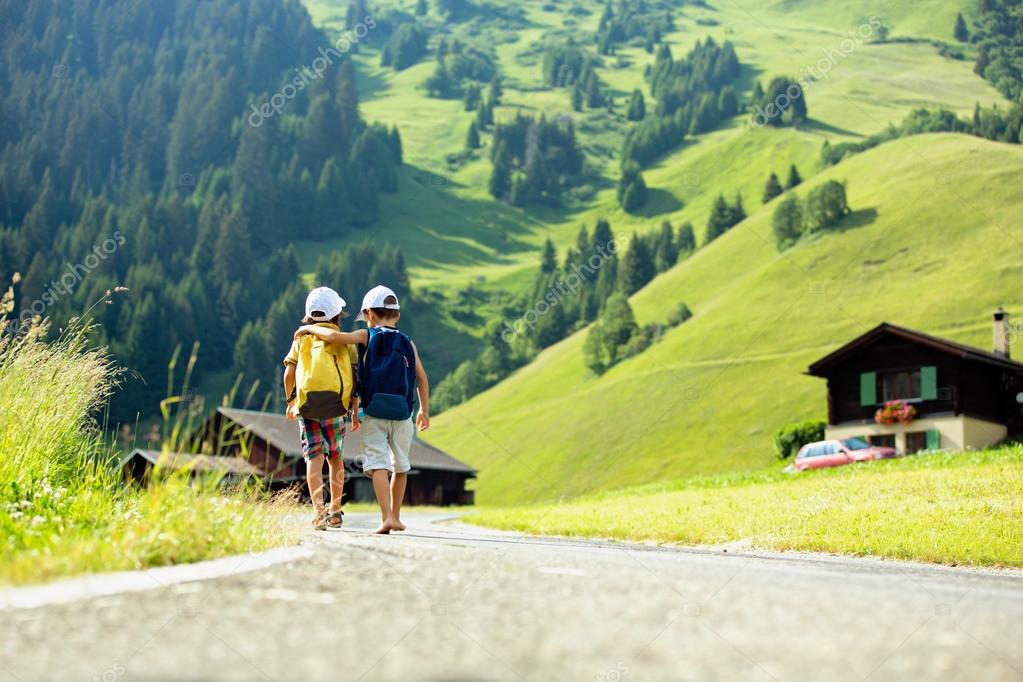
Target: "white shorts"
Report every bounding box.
[359,416,414,474]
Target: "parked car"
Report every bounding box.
[793,438,899,471]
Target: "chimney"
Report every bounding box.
[993,307,1011,359]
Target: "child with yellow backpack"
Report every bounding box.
[282,287,359,530]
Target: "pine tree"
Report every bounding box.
[730,193,746,225]
[617,162,648,212]
[717,85,739,118]
[585,75,602,108]
[705,193,733,243]
[489,75,503,105]
[463,83,481,111]
[489,143,512,199]
[571,85,584,112]
[627,89,646,121]
[540,238,557,274]
[466,121,481,149]
[676,222,695,254]
[763,172,783,203]
[475,100,488,130]
[591,218,615,254]
[954,13,969,42]
[388,126,404,165]
[785,164,803,189]
[619,232,656,294]
[654,220,678,271]
[974,46,989,77]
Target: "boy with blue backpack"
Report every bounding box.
[295,285,430,534]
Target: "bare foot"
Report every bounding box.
[392,519,406,531]
[374,521,393,534]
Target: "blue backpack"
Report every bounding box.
[359,327,416,420]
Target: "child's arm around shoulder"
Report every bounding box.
[294,325,368,346]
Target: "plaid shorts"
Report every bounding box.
[299,416,346,462]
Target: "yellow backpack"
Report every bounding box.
[295,324,357,420]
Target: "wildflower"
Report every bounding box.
[10,511,23,520]
[20,500,31,509]
[30,515,45,526]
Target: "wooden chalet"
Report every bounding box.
[806,309,1023,454]
[121,449,262,485]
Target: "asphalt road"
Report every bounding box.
[2,513,1022,682]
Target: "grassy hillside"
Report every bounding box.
[428,133,1023,504]
[302,0,1003,292]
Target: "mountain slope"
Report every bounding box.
[427,133,1023,504]
[303,0,1003,292]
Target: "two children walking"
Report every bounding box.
[283,284,429,534]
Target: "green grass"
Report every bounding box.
[0,323,298,586]
[428,133,1023,504]
[465,446,1023,567]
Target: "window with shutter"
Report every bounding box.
[860,372,877,406]
[926,428,940,450]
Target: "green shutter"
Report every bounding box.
[921,365,937,400]
[859,372,877,406]
[926,428,940,450]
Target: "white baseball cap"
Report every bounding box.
[305,287,346,321]
[355,284,400,322]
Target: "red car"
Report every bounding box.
[793,438,899,471]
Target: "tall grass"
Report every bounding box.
[0,325,116,490]
[0,295,299,586]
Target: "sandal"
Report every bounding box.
[312,511,328,531]
[325,510,344,529]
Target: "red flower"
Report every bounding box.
[875,400,917,425]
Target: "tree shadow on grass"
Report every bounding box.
[352,55,391,101]
[628,188,684,218]
[832,207,879,233]
[801,118,864,138]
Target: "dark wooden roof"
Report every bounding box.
[807,322,1023,376]
[216,407,477,475]
[122,449,262,475]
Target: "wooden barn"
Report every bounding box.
[806,309,1023,454]
[198,407,476,505]
[121,449,261,485]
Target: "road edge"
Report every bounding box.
[0,545,314,611]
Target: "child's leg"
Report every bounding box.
[361,417,398,533]
[369,469,394,534]
[388,419,415,531]
[325,417,345,513]
[326,458,344,513]
[305,453,326,513]
[300,418,327,516]
[390,472,407,530]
